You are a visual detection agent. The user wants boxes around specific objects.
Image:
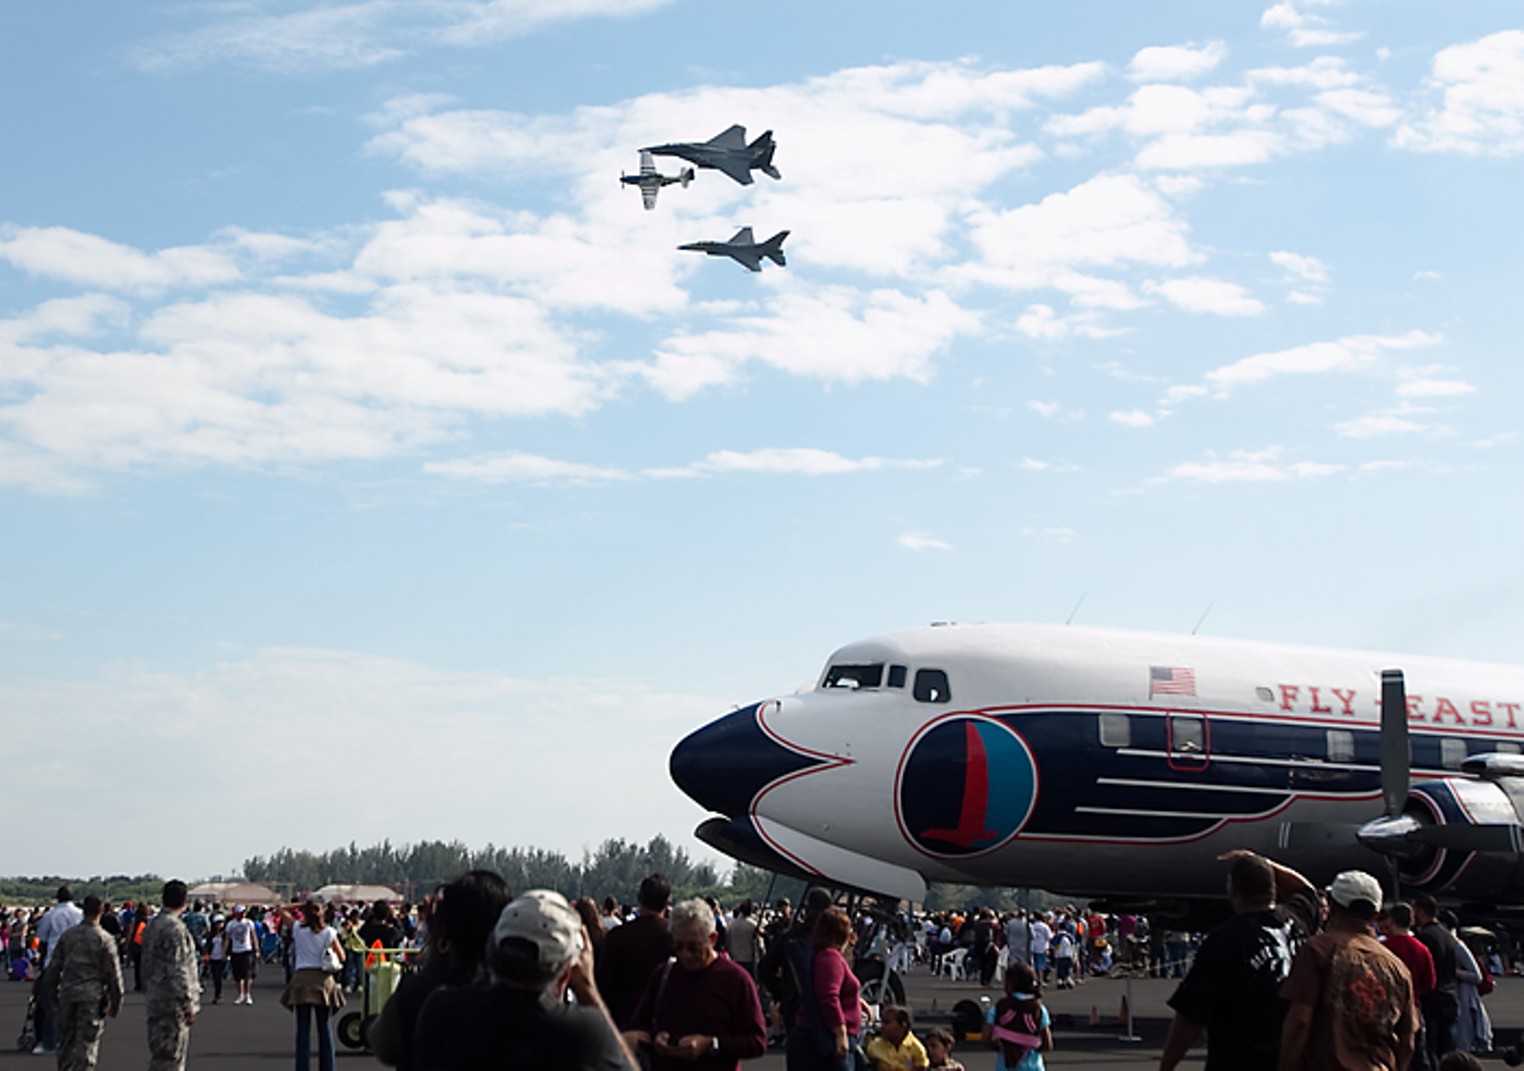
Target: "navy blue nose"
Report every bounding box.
[670,702,825,818]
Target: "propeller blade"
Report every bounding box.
[1381,668,1410,818]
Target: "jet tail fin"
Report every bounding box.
[760,230,789,268]
[750,130,781,180]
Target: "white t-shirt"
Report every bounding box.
[227,918,257,954]
[1030,920,1052,955]
[292,925,339,972]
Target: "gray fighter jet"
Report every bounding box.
[643,125,781,186]
[620,150,695,210]
[678,227,788,272]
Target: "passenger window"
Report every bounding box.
[1326,730,1354,763]
[1099,713,1131,748]
[1441,738,1467,770]
[823,663,883,690]
[887,665,907,689]
[1498,741,1522,755]
[913,669,951,703]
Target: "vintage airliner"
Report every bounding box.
[669,623,1524,908]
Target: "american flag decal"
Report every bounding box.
[1150,665,1197,697]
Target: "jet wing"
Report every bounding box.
[706,124,747,147]
[730,250,764,272]
[713,157,756,185]
[641,184,658,210]
[730,227,755,245]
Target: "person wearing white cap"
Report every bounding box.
[1277,870,1418,1071]
[412,890,636,1070]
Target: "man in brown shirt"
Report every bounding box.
[1278,870,1417,1071]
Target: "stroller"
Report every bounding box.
[15,990,37,1052]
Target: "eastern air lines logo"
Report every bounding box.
[896,716,1037,858]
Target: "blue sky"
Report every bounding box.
[3,0,1522,879]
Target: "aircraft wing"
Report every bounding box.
[729,250,764,272]
[730,227,756,245]
[753,814,928,901]
[641,184,657,210]
[707,124,747,147]
[639,150,656,176]
[713,156,756,185]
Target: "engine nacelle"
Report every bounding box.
[1391,778,1524,902]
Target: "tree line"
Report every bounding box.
[241,835,807,906]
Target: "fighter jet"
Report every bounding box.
[642,125,780,186]
[678,227,788,272]
[620,150,694,210]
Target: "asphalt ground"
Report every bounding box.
[3,960,1522,1070]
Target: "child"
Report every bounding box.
[1052,927,1075,990]
[864,1004,929,1071]
[924,1026,965,1071]
[984,960,1053,1071]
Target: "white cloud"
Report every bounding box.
[1148,276,1266,316]
[1269,250,1330,284]
[1014,303,1123,340]
[662,448,940,478]
[1396,378,1474,398]
[1027,400,1085,422]
[136,0,682,73]
[1204,330,1440,390]
[958,174,1195,291]
[898,532,952,551]
[1109,409,1157,427]
[1259,2,1364,48]
[0,225,241,292]
[1128,42,1228,83]
[641,284,980,400]
[1155,447,1345,484]
[423,453,633,485]
[1395,31,1524,155]
[1333,406,1433,438]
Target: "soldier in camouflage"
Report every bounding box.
[41,895,123,1071]
[142,880,201,1071]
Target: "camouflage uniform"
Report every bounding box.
[142,911,201,1071]
[41,921,123,1071]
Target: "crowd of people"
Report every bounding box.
[2,858,1513,1071]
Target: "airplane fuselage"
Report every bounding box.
[670,623,1524,904]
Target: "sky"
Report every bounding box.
[2,0,1522,881]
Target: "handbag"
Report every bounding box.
[321,945,343,974]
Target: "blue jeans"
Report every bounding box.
[785,1027,855,1071]
[295,1004,334,1071]
[34,976,56,1050]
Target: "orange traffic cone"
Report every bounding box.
[1118,994,1129,1025]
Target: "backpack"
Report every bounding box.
[991,994,1044,1066]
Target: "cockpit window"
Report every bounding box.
[887,665,908,689]
[823,663,884,690]
[913,669,951,703]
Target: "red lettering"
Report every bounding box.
[1331,688,1357,716]
[1471,700,1494,727]
[1433,697,1463,725]
[1407,695,1424,722]
[1278,684,1300,712]
[1499,702,1521,730]
[1309,686,1332,714]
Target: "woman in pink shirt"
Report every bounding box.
[795,907,861,1071]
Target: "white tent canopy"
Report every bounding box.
[311,883,404,904]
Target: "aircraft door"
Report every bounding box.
[1167,712,1209,771]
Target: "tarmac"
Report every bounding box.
[2,959,1521,1070]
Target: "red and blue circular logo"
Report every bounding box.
[896,716,1037,858]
